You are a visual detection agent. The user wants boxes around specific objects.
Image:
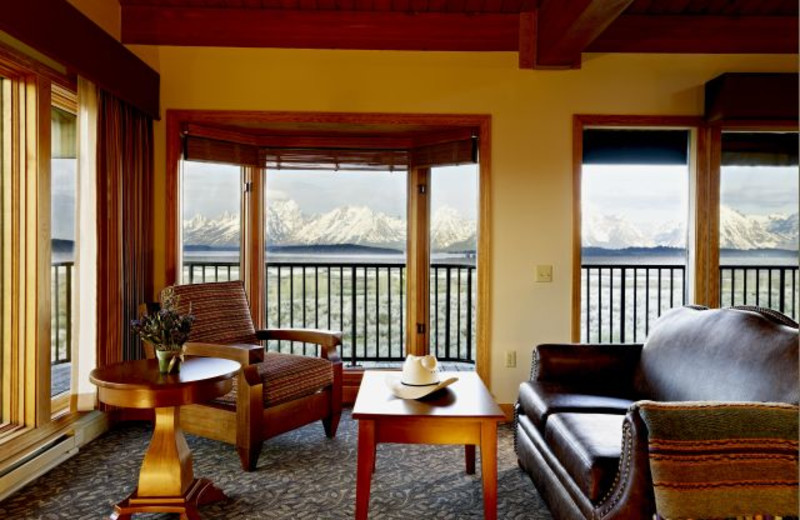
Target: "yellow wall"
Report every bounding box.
[150,48,794,403]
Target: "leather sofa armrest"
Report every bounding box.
[533,343,643,388]
[593,407,656,520]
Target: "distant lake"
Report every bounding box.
[582,247,797,267]
[51,242,797,268]
[183,249,477,266]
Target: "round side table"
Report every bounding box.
[90,356,240,520]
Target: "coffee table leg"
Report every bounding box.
[480,421,498,520]
[465,445,476,475]
[356,420,376,520]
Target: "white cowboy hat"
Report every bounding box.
[386,355,458,400]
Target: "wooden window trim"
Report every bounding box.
[49,84,77,412]
[0,59,53,437]
[406,166,430,356]
[571,115,705,342]
[165,110,492,387]
[707,120,798,309]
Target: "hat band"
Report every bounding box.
[400,380,440,387]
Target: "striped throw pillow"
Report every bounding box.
[637,401,799,520]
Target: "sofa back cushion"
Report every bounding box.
[634,306,799,403]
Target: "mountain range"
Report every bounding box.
[183,201,796,252]
[183,199,477,251]
[583,205,798,250]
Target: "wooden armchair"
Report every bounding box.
[142,280,343,471]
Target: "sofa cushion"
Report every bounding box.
[518,381,634,430]
[214,352,333,408]
[635,306,799,403]
[544,413,624,502]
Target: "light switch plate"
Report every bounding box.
[505,350,516,368]
[535,264,553,283]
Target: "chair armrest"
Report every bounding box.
[533,343,642,387]
[184,342,265,366]
[630,401,799,519]
[256,328,342,364]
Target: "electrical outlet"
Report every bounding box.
[535,264,553,283]
[505,350,517,368]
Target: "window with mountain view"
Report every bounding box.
[719,131,798,318]
[181,161,242,283]
[580,129,690,343]
[264,169,408,362]
[430,165,478,362]
[51,104,76,401]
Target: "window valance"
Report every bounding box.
[182,125,477,171]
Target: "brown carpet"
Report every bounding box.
[0,410,552,519]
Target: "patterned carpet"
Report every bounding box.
[1,410,553,519]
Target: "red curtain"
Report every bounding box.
[96,91,153,366]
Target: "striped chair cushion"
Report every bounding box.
[638,401,799,520]
[214,352,333,409]
[167,281,259,345]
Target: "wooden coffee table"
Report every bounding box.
[90,356,240,520]
[352,371,505,520]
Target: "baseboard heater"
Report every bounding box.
[0,433,78,502]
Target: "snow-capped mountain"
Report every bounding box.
[185,199,477,251]
[183,211,240,248]
[431,206,477,250]
[293,206,405,249]
[582,213,650,249]
[266,199,304,245]
[583,205,797,250]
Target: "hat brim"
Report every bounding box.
[386,375,458,400]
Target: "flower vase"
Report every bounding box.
[155,349,181,374]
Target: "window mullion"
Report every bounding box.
[242,165,265,329]
[406,167,430,356]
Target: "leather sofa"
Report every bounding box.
[514,306,799,520]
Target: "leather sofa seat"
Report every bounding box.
[518,382,634,430]
[544,413,624,502]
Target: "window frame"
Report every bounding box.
[0,46,75,439]
[165,110,492,385]
[49,84,78,416]
[706,119,799,309]
[571,115,705,342]
[573,115,799,341]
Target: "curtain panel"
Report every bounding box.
[96,91,153,367]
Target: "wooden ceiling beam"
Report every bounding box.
[589,14,798,54]
[535,0,635,68]
[518,11,537,69]
[0,0,159,118]
[121,6,519,51]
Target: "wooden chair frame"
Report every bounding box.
[145,328,343,471]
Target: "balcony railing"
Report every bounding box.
[49,261,799,365]
[182,260,476,365]
[719,265,798,319]
[51,261,73,366]
[581,263,800,344]
[581,264,687,343]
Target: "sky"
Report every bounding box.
[582,164,689,233]
[583,163,798,231]
[180,161,479,221]
[51,159,76,240]
[721,165,798,216]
